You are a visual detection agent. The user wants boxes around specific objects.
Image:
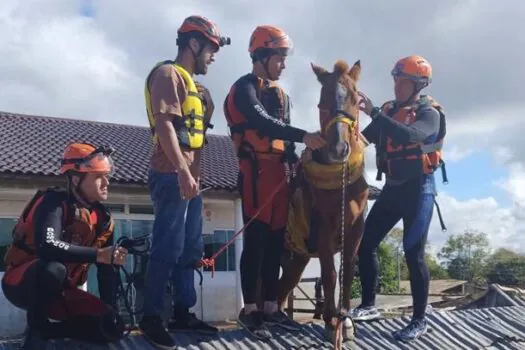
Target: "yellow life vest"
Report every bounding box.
[145,60,206,150]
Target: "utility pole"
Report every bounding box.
[396,241,402,292]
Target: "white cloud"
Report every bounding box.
[444,145,475,163]
[429,193,517,251]
[493,146,513,165]
[495,163,525,202]
[0,0,141,122]
[366,163,525,257]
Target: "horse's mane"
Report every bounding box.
[333,60,350,75]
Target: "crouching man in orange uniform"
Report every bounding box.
[2,142,128,349]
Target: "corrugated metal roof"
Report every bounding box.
[2,306,525,350]
[495,285,525,307]
[460,285,525,310]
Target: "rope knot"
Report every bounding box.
[199,258,215,277]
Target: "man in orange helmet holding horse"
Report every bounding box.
[354,55,447,342]
[140,15,230,349]
[2,142,127,349]
[223,25,325,339]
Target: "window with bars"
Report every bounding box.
[0,217,17,272]
[87,218,154,296]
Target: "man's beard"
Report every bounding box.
[195,57,207,75]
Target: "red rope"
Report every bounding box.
[199,178,288,278]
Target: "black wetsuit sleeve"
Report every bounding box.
[97,234,118,306]
[361,121,381,145]
[372,106,440,145]
[33,194,98,263]
[232,75,307,143]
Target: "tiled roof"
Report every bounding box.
[0,111,235,191]
[0,111,381,197]
[2,306,524,349]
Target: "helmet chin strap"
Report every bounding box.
[188,41,205,74]
[260,56,275,80]
[397,82,423,107]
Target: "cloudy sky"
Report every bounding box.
[1,0,525,266]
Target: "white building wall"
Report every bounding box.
[0,187,242,337]
[0,199,27,216]
[187,198,241,322]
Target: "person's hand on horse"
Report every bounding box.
[358,91,374,116]
[303,131,326,150]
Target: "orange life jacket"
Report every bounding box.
[224,77,291,159]
[376,95,448,183]
[3,187,114,287]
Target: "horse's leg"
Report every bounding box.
[341,212,365,341]
[277,249,310,312]
[318,232,337,342]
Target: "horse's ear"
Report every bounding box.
[348,59,361,81]
[311,62,329,84]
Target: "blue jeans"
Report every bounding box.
[142,169,204,316]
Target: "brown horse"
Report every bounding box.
[277,59,369,344]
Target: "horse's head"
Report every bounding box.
[311,60,362,164]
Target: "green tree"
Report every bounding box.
[377,242,399,293]
[351,241,399,298]
[426,254,450,279]
[384,227,407,288]
[385,227,449,284]
[485,248,525,287]
[438,230,490,284]
[351,274,362,299]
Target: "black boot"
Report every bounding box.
[167,306,218,334]
[139,315,176,350]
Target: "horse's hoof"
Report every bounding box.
[324,318,356,344]
[342,317,356,341]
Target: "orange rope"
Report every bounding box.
[199,178,288,278]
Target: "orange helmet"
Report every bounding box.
[249,25,293,59]
[391,55,432,88]
[59,142,114,175]
[177,15,231,49]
